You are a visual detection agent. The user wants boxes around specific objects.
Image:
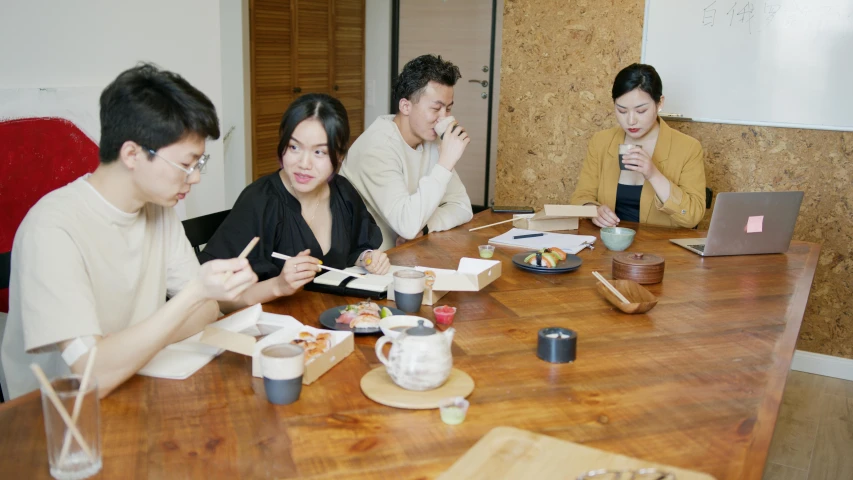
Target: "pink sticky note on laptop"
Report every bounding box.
[746,215,764,233]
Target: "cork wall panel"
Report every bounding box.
[495,0,852,359]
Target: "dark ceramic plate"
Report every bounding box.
[511,251,583,274]
[318,305,405,335]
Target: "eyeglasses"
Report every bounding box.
[577,469,676,480]
[144,147,210,181]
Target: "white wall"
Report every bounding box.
[364,0,393,125]
[219,0,252,207]
[0,0,227,219]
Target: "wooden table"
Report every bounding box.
[0,213,820,479]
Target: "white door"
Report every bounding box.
[398,0,494,206]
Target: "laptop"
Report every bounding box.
[670,191,804,256]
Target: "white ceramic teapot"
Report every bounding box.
[374,320,455,391]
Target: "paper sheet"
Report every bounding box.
[488,228,596,254]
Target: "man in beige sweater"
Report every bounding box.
[340,54,473,250]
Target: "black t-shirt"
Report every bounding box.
[199,172,382,281]
[615,183,643,223]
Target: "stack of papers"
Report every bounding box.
[488,228,596,254]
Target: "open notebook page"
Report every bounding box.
[488,228,596,253]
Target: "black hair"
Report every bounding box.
[392,54,462,107]
[98,63,220,164]
[611,63,663,103]
[276,93,350,172]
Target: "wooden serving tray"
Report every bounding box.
[439,427,716,480]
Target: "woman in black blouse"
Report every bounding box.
[200,94,389,301]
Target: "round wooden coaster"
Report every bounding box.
[360,367,475,410]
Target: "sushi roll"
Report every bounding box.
[524,251,560,268]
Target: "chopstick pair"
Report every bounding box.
[30,346,99,465]
[468,217,517,232]
[592,271,631,304]
[220,237,260,282]
[271,252,365,279]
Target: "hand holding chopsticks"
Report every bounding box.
[272,252,365,279]
[220,236,259,282]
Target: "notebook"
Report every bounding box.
[307,266,411,298]
[670,191,804,257]
[489,228,597,253]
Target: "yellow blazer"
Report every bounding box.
[569,118,706,228]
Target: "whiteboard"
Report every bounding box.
[642,0,853,131]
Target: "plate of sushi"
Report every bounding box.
[318,301,404,335]
[511,247,583,274]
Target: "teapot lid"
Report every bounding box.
[405,319,436,336]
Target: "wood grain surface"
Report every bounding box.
[0,212,820,479]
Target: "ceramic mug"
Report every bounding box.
[393,269,426,313]
[260,344,304,405]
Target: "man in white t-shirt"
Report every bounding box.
[340,54,473,250]
[1,64,259,400]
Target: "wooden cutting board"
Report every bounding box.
[360,367,474,409]
[439,427,717,480]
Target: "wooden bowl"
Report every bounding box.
[596,279,659,314]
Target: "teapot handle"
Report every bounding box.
[374,336,392,366]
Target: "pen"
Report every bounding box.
[513,233,545,239]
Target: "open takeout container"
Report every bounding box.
[387,258,502,306]
[596,279,659,314]
[199,304,354,384]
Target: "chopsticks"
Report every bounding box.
[468,217,517,232]
[592,271,630,304]
[58,346,98,464]
[30,362,96,462]
[221,237,259,282]
[271,252,365,278]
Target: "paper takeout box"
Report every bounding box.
[387,258,502,306]
[199,304,353,385]
[512,204,598,232]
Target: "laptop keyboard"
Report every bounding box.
[688,244,706,252]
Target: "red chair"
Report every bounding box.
[0,117,100,312]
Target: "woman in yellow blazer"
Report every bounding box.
[570,64,706,229]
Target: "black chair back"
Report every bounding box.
[181,210,231,255]
[0,250,10,290]
[706,187,713,209]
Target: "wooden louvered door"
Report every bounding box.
[250,0,365,180]
[250,0,295,179]
[332,0,365,143]
[293,0,332,97]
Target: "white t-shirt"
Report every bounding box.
[340,115,473,250]
[1,176,198,399]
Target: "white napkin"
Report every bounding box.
[488,228,596,254]
[138,332,224,380]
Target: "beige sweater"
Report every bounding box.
[340,115,473,250]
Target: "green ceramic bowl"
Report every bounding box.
[600,227,636,251]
